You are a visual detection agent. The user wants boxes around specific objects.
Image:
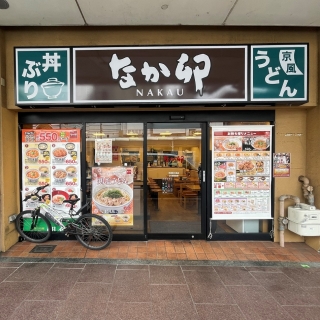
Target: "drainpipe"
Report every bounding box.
[298,175,314,206]
[279,195,300,247]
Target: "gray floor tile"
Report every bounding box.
[188,282,235,304]
[0,282,39,319]
[283,306,320,320]
[251,272,319,305]
[214,266,259,285]
[0,267,18,282]
[26,269,81,300]
[3,261,320,320]
[150,284,192,302]
[151,301,199,320]
[107,302,153,320]
[116,264,149,269]
[5,262,54,282]
[0,281,38,299]
[183,269,224,285]
[67,282,112,302]
[109,284,151,302]
[78,263,116,283]
[8,300,62,320]
[195,304,246,320]
[181,265,215,272]
[245,266,283,272]
[114,269,150,285]
[57,299,108,320]
[150,265,185,284]
[282,267,320,287]
[26,280,78,301]
[302,287,320,303]
[0,262,23,268]
[228,285,293,320]
[53,262,85,269]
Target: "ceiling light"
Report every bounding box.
[0,0,9,9]
[127,131,138,136]
[160,131,172,136]
[93,132,105,136]
[193,131,202,136]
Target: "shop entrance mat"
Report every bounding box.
[30,245,57,253]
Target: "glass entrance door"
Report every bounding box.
[146,123,203,237]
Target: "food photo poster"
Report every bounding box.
[22,129,81,217]
[211,125,273,220]
[91,166,134,226]
[273,153,291,177]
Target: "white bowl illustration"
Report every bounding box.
[41,78,64,99]
[92,184,133,214]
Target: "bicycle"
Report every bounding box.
[15,184,113,250]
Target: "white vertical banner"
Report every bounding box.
[95,139,112,164]
[211,125,273,220]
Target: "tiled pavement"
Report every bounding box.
[1,240,320,320]
[1,239,320,263]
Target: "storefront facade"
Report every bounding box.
[0,26,319,252]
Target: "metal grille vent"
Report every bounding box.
[30,245,56,253]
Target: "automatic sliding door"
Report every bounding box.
[146,123,202,236]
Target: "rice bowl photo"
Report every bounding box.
[25,148,39,162]
[52,147,67,162]
[26,169,40,183]
[53,169,67,183]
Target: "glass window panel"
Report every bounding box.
[86,123,144,235]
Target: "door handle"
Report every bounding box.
[203,170,205,182]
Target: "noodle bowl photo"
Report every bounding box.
[93,184,133,214]
[251,137,269,150]
[222,139,241,151]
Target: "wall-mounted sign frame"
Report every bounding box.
[15,48,70,105]
[211,125,273,220]
[14,44,308,107]
[251,45,308,102]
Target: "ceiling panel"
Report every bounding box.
[0,0,84,26]
[0,0,319,27]
[227,0,320,26]
[78,0,236,26]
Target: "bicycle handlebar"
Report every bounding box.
[23,184,50,202]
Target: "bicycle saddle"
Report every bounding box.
[63,198,81,205]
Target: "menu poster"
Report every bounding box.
[95,139,112,164]
[91,166,134,226]
[21,129,81,217]
[211,125,273,220]
[273,153,291,177]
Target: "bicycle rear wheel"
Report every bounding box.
[74,214,113,250]
[15,210,52,243]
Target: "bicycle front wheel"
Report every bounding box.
[74,214,113,250]
[15,210,52,243]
